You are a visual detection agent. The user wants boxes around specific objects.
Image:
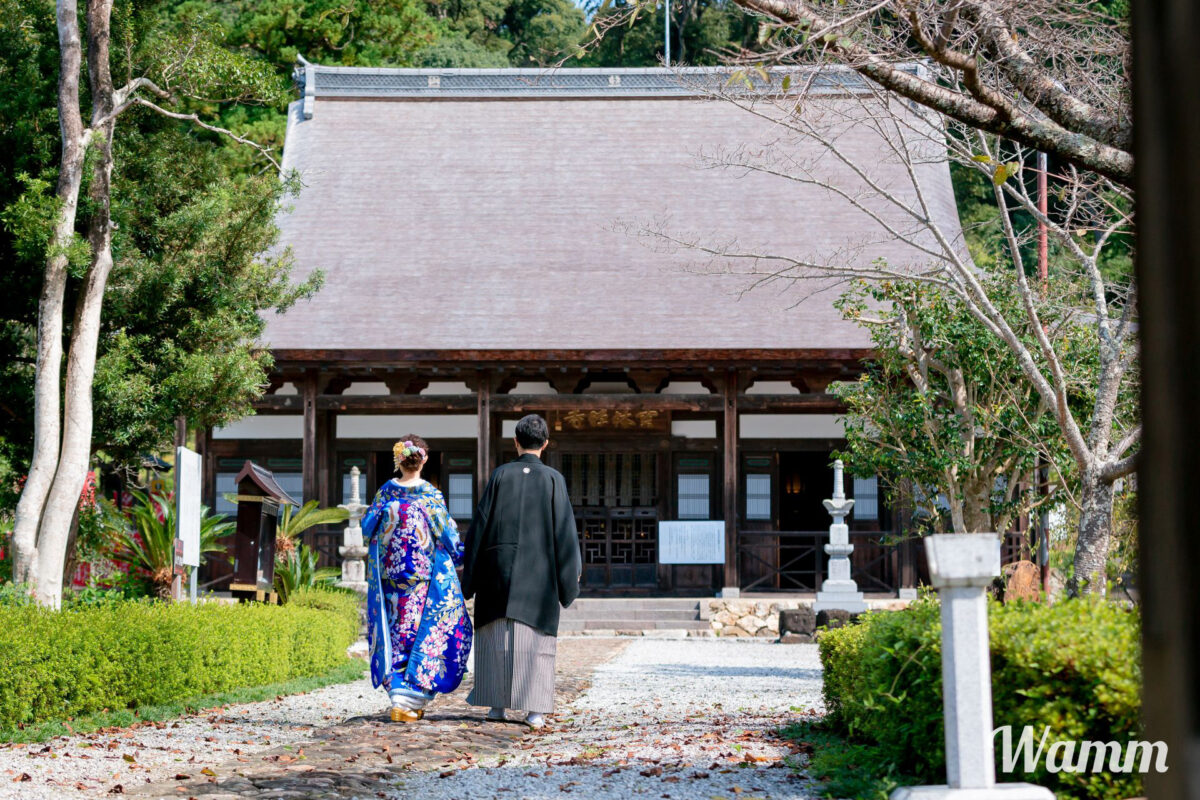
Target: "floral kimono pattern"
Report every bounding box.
[363,479,472,703]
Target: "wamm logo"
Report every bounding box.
[994,726,1168,774]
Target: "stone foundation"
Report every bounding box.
[704,597,913,638]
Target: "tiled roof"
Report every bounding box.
[263,66,962,356]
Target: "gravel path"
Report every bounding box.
[0,669,379,799]
[386,639,825,800]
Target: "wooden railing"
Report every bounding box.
[738,530,1027,594]
[737,530,906,593]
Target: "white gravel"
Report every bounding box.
[386,639,825,800]
[0,668,383,799]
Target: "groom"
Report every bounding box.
[461,414,581,728]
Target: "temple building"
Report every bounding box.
[201,65,971,596]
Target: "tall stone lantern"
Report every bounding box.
[338,466,368,595]
[813,459,867,613]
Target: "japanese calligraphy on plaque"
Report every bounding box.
[552,408,669,433]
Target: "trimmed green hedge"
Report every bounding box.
[818,597,1141,800]
[0,587,361,728]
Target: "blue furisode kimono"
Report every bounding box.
[363,479,473,706]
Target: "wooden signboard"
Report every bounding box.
[551,408,669,434]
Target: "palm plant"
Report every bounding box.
[113,490,234,599]
[273,544,339,604]
[274,500,349,559]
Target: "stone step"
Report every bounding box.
[560,619,712,630]
[563,628,718,639]
[562,601,702,614]
[560,608,701,621]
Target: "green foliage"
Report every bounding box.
[95,170,322,461]
[288,584,363,619]
[0,588,359,730]
[75,497,127,566]
[415,32,512,66]
[144,14,288,105]
[817,598,1142,800]
[426,0,585,65]
[1,173,88,276]
[580,0,757,66]
[833,279,1066,534]
[274,545,340,604]
[111,490,234,596]
[1,658,364,744]
[0,0,322,474]
[189,0,436,70]
[277,500,349,541]
[779,719,916,800]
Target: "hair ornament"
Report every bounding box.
[393,439,426,470]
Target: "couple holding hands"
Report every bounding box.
[360,414,580,728]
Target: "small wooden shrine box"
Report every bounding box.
[229,460,296,602]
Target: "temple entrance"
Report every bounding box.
[778,451,834,589]
[559,452,659,592]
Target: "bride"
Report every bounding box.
[362,435,473,722]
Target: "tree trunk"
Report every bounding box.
[35,134,114,607]
[962,480,994,533]
[1071,469,1115,596]
[10,0,87,590]
[34,0,118,608]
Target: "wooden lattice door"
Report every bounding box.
[560,453,659,591]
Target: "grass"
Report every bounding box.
[778,718,923,800]
[0,658,366,744]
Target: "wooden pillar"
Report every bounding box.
[477,374,491,496]
[722,368,739,591]
[316,409,332,509]
[302,371,317,504]
[199,426,215,512]
[1134,1,1200,794]
[173,415,188,451]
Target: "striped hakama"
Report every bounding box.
[467,618,558,713]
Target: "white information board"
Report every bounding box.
[658,520,725,564]
[175,446,203,568]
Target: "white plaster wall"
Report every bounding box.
[660,381,712,395]
[672,420,717,438]
[739,414,845,439]
[508,381,558,395]
[213,415,303,439]
[342,381,389,395]
[420,381,473,395]
[336,415,478,439]
[745,380,801,395]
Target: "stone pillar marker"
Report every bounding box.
[890,534,1053,800]
[337,466,368,595]
[814,459,866,614]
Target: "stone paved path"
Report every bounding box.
[4,638,824,800]
[386,639,823,800]
[126,638,629,800]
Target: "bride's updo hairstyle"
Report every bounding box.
[393,434,429,476]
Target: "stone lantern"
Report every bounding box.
[814,459,866,613]
[338,466,369,595]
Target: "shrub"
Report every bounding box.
[818,597,1141,800]
[0,588,361,729]
[273,544,339,604]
